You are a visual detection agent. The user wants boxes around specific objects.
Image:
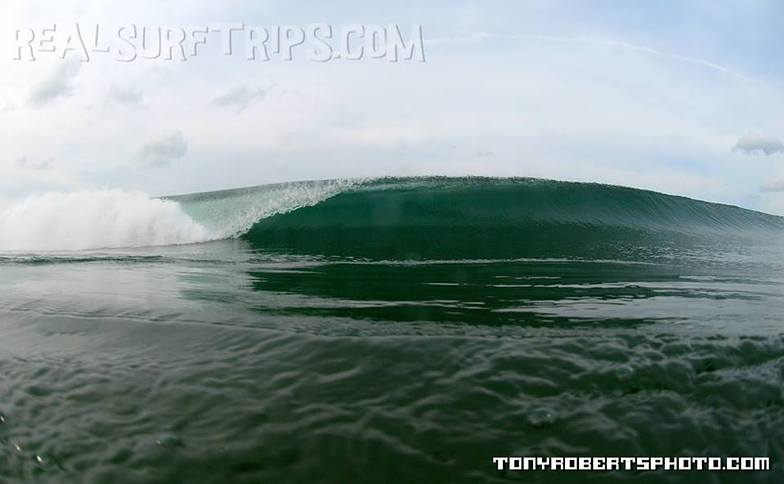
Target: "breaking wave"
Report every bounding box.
[1,177,782,257]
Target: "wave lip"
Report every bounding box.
[168,178,359,240]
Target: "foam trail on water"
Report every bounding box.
[0,190,211,252]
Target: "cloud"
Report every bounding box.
[212,85,268,113]
[15,155,52,170]
[733,134,784,156]
[137,131,188,168]
[427,33,752,82]
[0,102,15,114]
[106,86,145,108]
[761,179,784,192]
[27,58,83,107]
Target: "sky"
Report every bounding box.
[1,0,783,214]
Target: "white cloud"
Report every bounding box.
[15,155,52,170]
[106,86,145,108]
[212,85,268,113]
[26,58,83,107]
[733,134,784,156]
[428,32,752,81]
[137,131,188,168]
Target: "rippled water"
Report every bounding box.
[1,238,783,483]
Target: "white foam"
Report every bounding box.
[0,180,362,252]
[176,178,360,239]
[0,189,211,252]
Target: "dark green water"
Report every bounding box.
[1,178,783,483]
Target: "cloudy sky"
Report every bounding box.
[1,0,783,214]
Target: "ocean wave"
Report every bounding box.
[239,177,784,259]
[2,177,782,254]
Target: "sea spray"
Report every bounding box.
[0,189,210,251]
[0,179,359,252]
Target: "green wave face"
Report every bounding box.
[200,177,784,260]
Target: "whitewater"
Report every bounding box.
[0,179,357,252]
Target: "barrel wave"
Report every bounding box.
[2,177,781,255]
[184,177,784,260]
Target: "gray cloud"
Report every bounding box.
[475,151,495,158]
[137,131,188,168]
[733,134,784,156]
[212,85,267,113]
[15,155,52,170]
[107,86,145,108]
[27,58,82,107]
[761,179,784,192]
